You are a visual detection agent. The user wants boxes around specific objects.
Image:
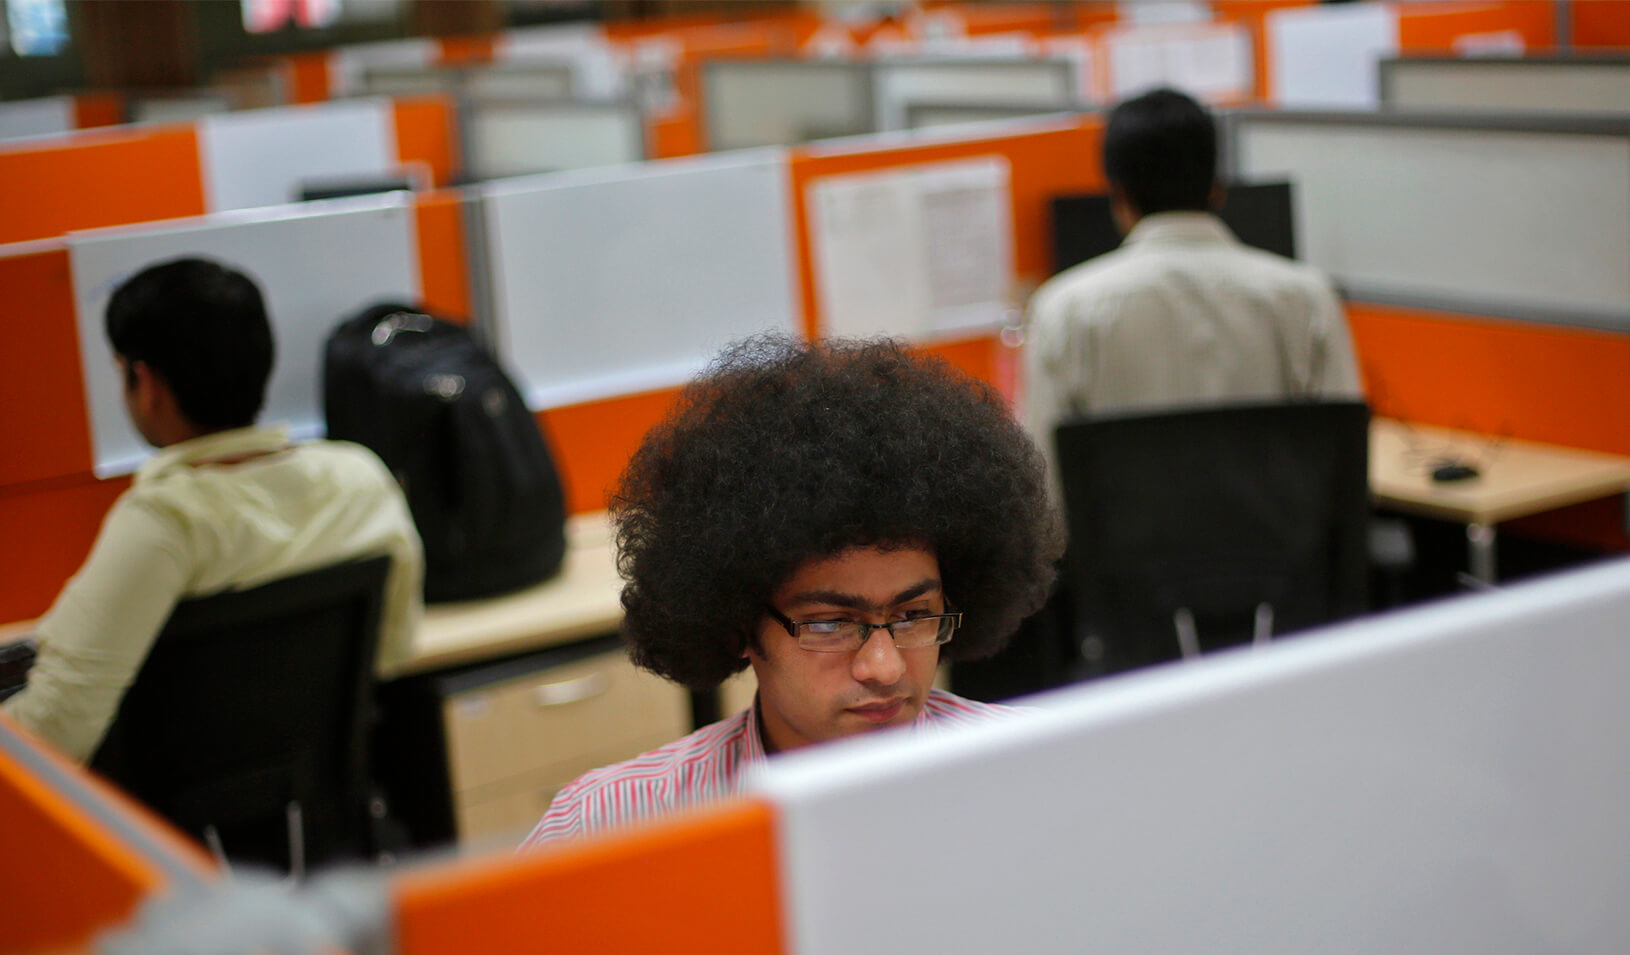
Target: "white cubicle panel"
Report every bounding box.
[1265,1,1397,108]
[496,22,624,100]
[328,38,438,98]
[198,99,399,212]
[464,63,574,100]
[1101,20,1255,103]
[1231,112,1630,329]
[465,100,644,179]
[749,556,1630,954]
[482,149,798,409]
[702,61,874,150]
[0,95,75,141]
[69,196,420,478]
[871,59,1075,132]
[1380,57,1630,115]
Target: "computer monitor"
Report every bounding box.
[1049,180,1297,276]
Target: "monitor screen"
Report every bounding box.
[1049,180,1297,276]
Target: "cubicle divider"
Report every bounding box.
[1,712,215,952]
[0,92,125,141]
[1263,1,1557,108]
[1379,55,1630,115]
[786,114,1106,386]
[0,94,460,245]
[1228,110,1630,332]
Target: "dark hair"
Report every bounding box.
[104,257,274,432]
[613,335,1064,689]
[1102,87,1217,215]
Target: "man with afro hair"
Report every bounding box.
[524,335,1063,845]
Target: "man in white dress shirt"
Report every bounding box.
[1023,87,1364,494]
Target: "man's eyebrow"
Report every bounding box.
[782,579,942,612]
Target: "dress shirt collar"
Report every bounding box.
[136,424,293,484]
[1121,210,1238,250]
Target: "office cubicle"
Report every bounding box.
[701,60,875,150]
[871,58,1077,132]
[361,63,576,101]
[905,101,1077,131]
[130,95,232,125]
[462,98,645,180]
[1380,56,1630,115]
[1226,110,1630,332]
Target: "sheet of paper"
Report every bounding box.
[810,157,1012,342]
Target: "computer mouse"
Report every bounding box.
[1431,461,1480,482]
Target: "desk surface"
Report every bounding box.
[399,511,623,676]
[1370,419,1630,525]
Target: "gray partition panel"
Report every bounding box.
[464,98,645,179]
[905,101,1081,130]
[872,58,1076,131]
[1381,56,1630,116]
[1228,111,1630,330]
[702,60,875,150]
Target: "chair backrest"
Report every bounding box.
[89,555,392,872]
[1054,401,1370,677]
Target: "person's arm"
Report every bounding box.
[1309,283,1365,399]
[1,496,190,762]
[519,775,593,849]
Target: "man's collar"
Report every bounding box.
[137,424,293,483]
[1122,211,1237,249]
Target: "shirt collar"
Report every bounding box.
[136,424,293,484]
[1122,210,1238,250]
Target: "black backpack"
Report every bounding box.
[323,303,568,603]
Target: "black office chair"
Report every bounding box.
[89,555,394,877]
[1054,401,1371,679]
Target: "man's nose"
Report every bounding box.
[850,628,907,686]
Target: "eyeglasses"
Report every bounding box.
[765,606,962,653]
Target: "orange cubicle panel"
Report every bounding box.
[1396,0,1557,51]
[786,117,1106,388]
[0,127,207,246]
[394,800,785,955]
[1572,0,1630,47]
[393,95,461,189]
[0,715,215,953]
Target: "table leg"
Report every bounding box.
[1467,522,1497,585]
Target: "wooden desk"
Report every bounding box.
[399,511,624,676]
[1370,419,1630,582]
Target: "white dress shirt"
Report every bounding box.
[1023,211,1364,492]
[3,425,423,761]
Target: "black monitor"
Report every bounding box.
[1049,180,1298,276]
[297,176,415,203]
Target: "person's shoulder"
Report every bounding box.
[525,709,757,843]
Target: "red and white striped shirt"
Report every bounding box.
[521,688,1017,847]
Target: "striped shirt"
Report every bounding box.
[522,688,1017,847]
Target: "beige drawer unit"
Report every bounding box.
[440,641,689,844]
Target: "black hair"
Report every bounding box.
[1102,87,1217,215]
[104,257,274,432]
[613,335,1064,689]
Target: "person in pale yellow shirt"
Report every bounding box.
[2,257,423,762]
